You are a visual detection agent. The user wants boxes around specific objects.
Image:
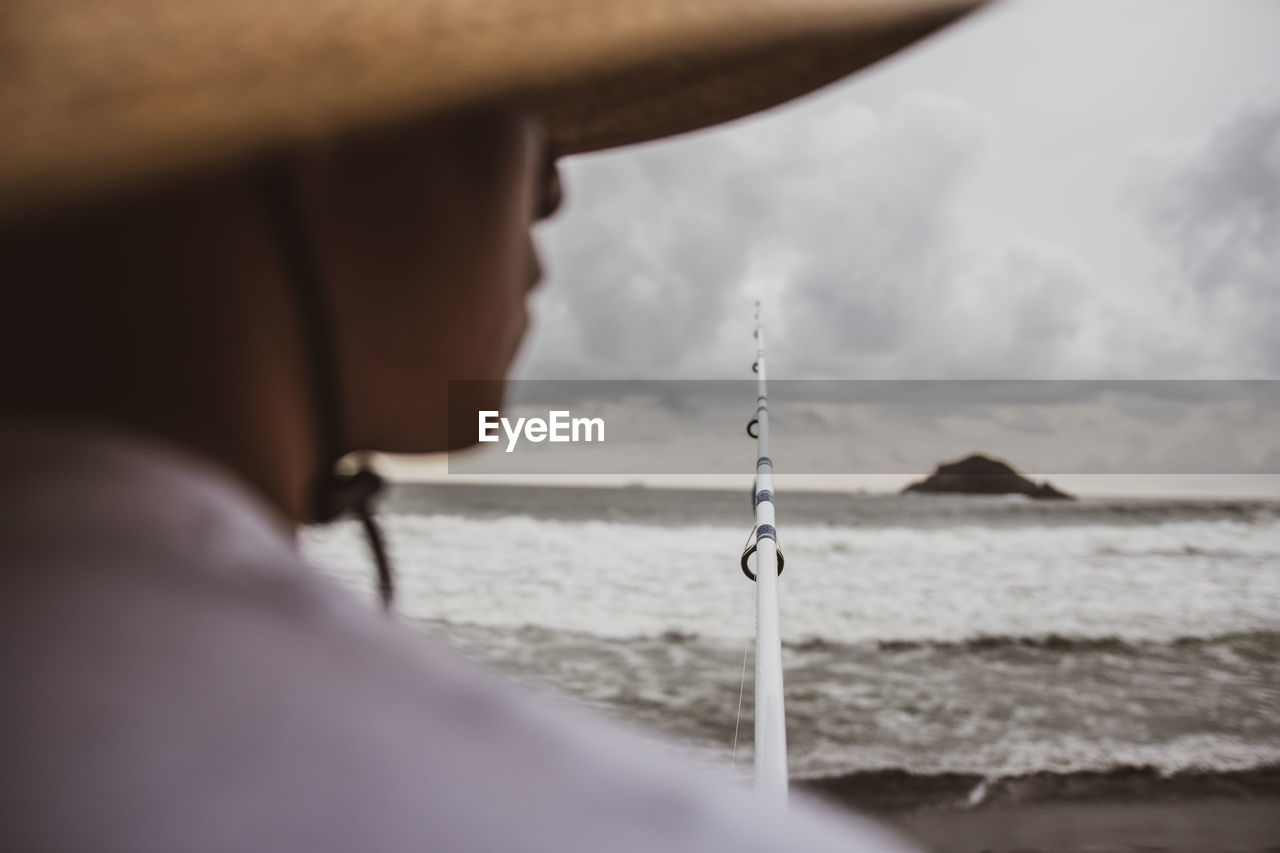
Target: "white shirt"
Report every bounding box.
[0,422,914,852]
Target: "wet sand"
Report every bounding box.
[799,767,1280,852]
[884,798,1280,852]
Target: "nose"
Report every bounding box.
[525,233,543,292]
[538,162,563,221]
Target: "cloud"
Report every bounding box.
[770,93,992,375]
[1130,92,1280,375]
[523,91,1004,378]
[524,90,1117,380]
[522,117,764,377]
[520,85,1280,382]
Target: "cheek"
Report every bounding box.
[443,378,509,450]
[303,111,541,451]
[434,222,530,379]
[334,185,531,377]
[447,186,536,375]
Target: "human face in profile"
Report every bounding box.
[297,109,562,454]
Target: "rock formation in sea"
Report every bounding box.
[902,454,1073,500]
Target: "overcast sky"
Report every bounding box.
[398,0,1280,494]
[516,0,1280,382]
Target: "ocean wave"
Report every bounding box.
[563,626,1280,657]
[800,629,1280,656]
[380,483,1280,529]
[307,509,1280,649]
[397,617,1280,785]
[1090,544,1268,558]
[798,762,1280,813]
[417,618,1280,660]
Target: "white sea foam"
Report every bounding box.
[304,513,1280,645]
[303,506,1280,779]
[792,732,1280,779]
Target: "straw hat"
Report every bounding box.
[1,0,983,223]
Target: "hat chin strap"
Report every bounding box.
[256,157,396,612]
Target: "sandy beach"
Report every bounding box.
[885,799,1280,853]
[802,766,1280,852]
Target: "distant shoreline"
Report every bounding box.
[369,481,1280,529]
[375,475,1280,501]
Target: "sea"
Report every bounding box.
[303,484,1280,805]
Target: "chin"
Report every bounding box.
[443,377,507,451]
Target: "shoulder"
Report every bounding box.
[0,424,914,852]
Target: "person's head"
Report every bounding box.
[0,0,983,524]
[288,107,563,454]
[0,105,561,521]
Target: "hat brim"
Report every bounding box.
[1,0,984,223]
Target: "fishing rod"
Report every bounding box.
[742,301,788,803]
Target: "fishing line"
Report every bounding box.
[730,633,751,765]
